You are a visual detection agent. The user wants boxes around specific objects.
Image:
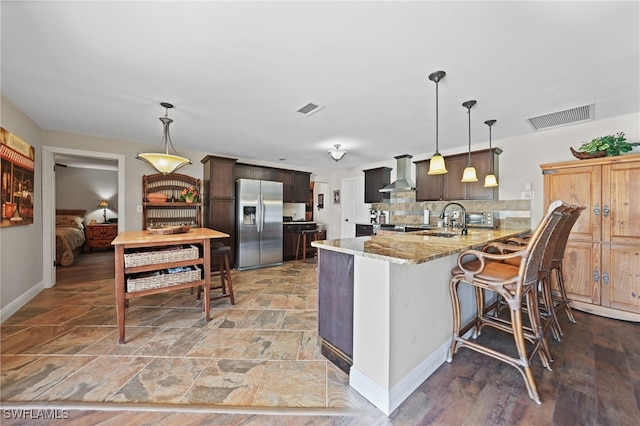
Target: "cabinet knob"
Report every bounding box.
[593,204,600,216]
[593,270,600,283]
[603,205,610,217]
[602,271,610,285]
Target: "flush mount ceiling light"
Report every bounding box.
[483,119,498,188]
[137,102,192,175]
[328,144,347,161]
[461,100,478,183]
[427,70,447,175]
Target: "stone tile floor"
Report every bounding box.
[1,260,378,414]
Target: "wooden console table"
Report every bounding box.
[112,228,229,343]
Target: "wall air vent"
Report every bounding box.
[526,103,595,131]
[295,102,325,116]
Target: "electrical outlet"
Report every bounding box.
[136,205,142,213]
[521,191,534,200]
[524,182,532,191]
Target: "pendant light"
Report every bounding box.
[483,119,498,187]
[137,102,192,175]
[427,71,447,175]
[461,100,478,182]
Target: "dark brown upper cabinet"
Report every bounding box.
[363,167,391,203]
[274,169,311,203]
[235,163,275,181]
[414,148,501,201]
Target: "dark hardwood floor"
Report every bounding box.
[38,251,640,424]
[55,249,115,285]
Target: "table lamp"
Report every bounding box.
[98,200,108,223]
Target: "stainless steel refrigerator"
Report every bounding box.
[236,179,283,270]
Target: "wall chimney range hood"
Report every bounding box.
[380,154,416,192]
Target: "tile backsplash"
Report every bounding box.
[371,191,531,228]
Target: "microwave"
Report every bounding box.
[466,211,499,229]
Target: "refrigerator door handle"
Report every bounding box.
[257,194,264,233]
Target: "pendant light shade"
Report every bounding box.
[328,144,347,161]
[461,100,478,182]
[427,71,448,175]
[483,119,499,187]
[137,102,192,175]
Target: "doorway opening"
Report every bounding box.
[42,146,125,288]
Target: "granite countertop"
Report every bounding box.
[311,228,530,265]
[283,221,316,225]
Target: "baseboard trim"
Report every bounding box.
[1,281,43,323]
[349,339,450,416]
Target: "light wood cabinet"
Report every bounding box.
[541,154,640,321]
[363,167,391,203]
[141,173,202,230]
[415,148,501,201]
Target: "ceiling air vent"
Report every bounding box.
[526,103,595,131]
[295,102,325,116]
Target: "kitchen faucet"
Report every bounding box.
[439,202,468,235]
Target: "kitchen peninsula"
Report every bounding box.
[312,227,529,415]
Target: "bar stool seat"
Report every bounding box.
[295,228,319,263]
[197,242,235,305]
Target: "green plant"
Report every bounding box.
[577,132,640,156]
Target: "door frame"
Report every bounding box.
[42,146,126,288]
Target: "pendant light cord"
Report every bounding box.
[435,80,440,154]
[468,108,471,165]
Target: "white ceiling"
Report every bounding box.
[2,1,639,170]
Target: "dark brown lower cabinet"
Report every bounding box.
[283,224,297,260]
[355,224,373,237]
[282,223,322,261]
[317,249,354,373]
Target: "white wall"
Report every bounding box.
[1,96,44,316]
[56,167,118,223]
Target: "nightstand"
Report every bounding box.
[85,223,118,252]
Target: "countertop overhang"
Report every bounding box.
[312,228,530,265]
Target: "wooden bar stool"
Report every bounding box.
[447,200,569,404]
[197,243,235,305]
[295,228,319,263]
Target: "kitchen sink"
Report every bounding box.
[427,231,458,238]
[411,230,459,238]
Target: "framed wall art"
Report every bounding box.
[333,190,340,204]
[1,127,35,227]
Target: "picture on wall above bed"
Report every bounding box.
[1,127,35,227]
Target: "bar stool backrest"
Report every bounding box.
[521,200,570,287]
